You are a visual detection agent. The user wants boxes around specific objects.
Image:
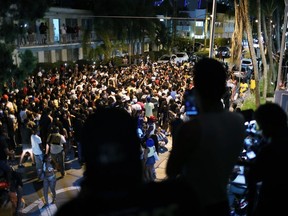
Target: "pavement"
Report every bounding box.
[1,139,172,216]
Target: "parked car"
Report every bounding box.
[241,58,253,71]
[157,54,177,64]
[174,52,189,63]
[187,52,199,63]
[215,46,231,58]
[233,65,253,81]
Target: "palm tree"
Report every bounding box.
[241,0,261,107]
[82,0,163,63]
[230,0,243,71]
[276,0,288,92]
[262,0,278,94]
[256,0,268,101]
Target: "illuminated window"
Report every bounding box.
[195,21,203,27]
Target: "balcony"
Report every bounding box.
[16,31,97,48]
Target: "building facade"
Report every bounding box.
[15,7,95,64]
[14,3,234,65]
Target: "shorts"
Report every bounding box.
[145,156,155,165]
[22,144,32,150]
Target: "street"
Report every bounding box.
[1,139,172,216]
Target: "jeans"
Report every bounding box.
[227,183,247,207]
[51,151,65,176]
[43,174,56,204]
[34,154,43,169]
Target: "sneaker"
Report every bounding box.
[18,164,25,168]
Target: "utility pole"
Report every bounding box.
[204,14,209,49]
[209,0,217,58]
[172,0,177,52]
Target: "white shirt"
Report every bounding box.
[31,134,43,155]
[49,134,66,154]
[144,102,154,117]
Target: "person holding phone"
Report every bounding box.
[184,88,198,117]
[166,58,246,216]
[246,103,288,216]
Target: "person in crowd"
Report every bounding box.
[18,118,35,168]
[249,74,256,95]
[222,86,232,110]
[72,112,86,166]
[166,58,246,216]
[39,107,53,151]
[145,115,157,137]
[0,123,15,184]
[239,78,249,98]
[9,167,24,216]
[144,96,154,118]
[2,109,18,152]
[246,103,288,216]
[39,22,48,44]
[45,126,66,177]
[155,126,169,152]
[60,23,67,43]
[55,107,201,215]
[31,125,44,180]
[169,107,184,149]
[42,153,57,207]
[143,137,157,182]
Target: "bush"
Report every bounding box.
[195,50,209,58]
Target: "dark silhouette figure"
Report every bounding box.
[170,107,184,149]
[0,124,15,184]
[9,167,24,215]
[55,107,200,215]
[166,58,246,216]
[247,103,288,216]
[39,108,53,150]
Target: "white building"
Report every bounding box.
[15,7,95,64]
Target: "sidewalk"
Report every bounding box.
[155,137,172,181]
[0,139,172,216]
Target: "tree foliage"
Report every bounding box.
[0,1,51,90]
[0,44,15,90]
[77,0,174,60]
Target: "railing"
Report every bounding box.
[16,31,97,47]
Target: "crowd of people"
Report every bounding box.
[1,57,287,215]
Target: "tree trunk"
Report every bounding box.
[262,15,269,99]
[257,0,268,101]
[266,14,276,93]
[275,7,281,53]
[276,2,288,92]
[241,0,260,107]
[230,0,243,71]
